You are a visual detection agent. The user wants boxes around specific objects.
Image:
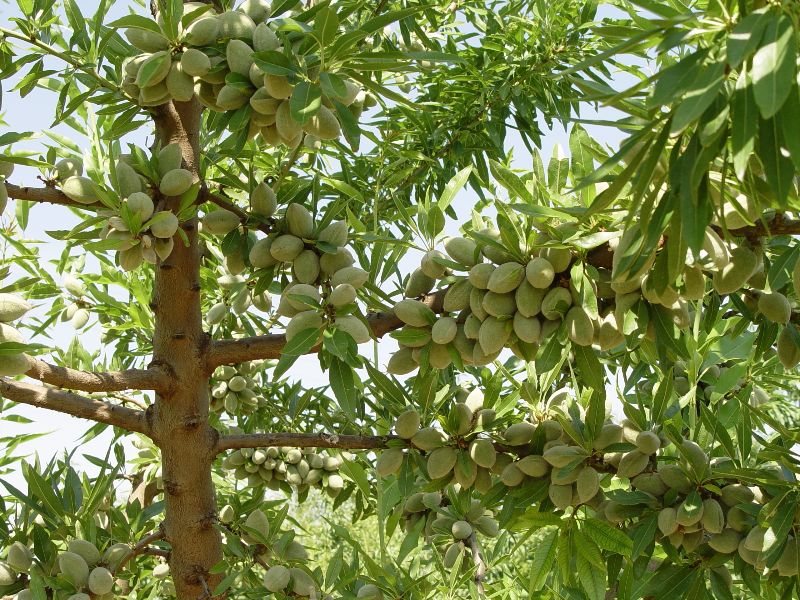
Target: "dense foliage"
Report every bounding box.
[1,0,800,598]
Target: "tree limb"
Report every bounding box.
[467,533,487,595]
[112,528,167,575]
[206,289,445,369]
[26,359,172,393]
[216,431,399,454]
[0,378,151,435]
[5,183,100,209]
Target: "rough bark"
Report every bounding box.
[148,98,222,600]
[25,359,171,393]
[0,378,150,434]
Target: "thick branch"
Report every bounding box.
[26,359,172,394]
[206,289,445,369]
[5,183,98,209]
[216,432,400,453]
[0,378,151,435]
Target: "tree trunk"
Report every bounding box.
[150,98,223,599]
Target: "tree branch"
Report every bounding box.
[206,289,445,369]
[216,432,400,454]
[112,528,167,575]
[467,533,487,595]
[26,359,172,394]
[5,183,99,209]
[0,378,151,435]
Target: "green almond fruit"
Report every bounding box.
[285,283,321,311]
[394,410,420,439]
[576,466,600,504]
[680,439,709,479]
[657,463,692,492]
[376,447,404,477]
[635,431,661,455]
[444,236,479,267]
[68,539,100,565]
[615,450,649,479]
[250,88,281,115]
[513,313,541,343]
[0,352,30,377]
[0,293,31,322]
[515,280,546,317]
[6,542,32,572]
[180,48,211,77]
[328,283,356,308]
[474,515,499,537]
[468,263,494,289]
[503,422,536,446]
[682,264,706,300]
[482,291,516,317]
[202,209,240,235]
[219,10,256,39]
[317,220,348,246]
[431,316,458,345]
[468,439,496,468]
[335,315,371,344]
[658,507,679,536]
[543,445,586,468]
[216,84,251,110]
[263,565,291,592]
[405,268,435,298]
[285,310,323,342]
[184,16,220,46]
[303,105,341,140]
[357,583,384,599]
[487,261,525,293]
[548,483,573,510]
[719,483,754,507]
[330,266,369,289]
[159,168,193,196]
[149,211,179,239]
[250,181,277,216]
[394,299,434,327]
[242,509,270,543]
[54,157,83,180]
[0,561,16,586]
[450,402,473,436]
[429,342,452,369]
[478,316,510,355]
[631,473,668,496]
[451,520,473,540]
[289,567,315,596]
[165,61,195,102]
[88,567,113,595]
[775,539,799,577]
[387,347,417,375]
[62,176,99,204]
[442,279,472,312]
[469,288,488,320]
[758,292,791,324]
[253,22,280,52]
[157,143,183,176]
[59,552,89,587]
[427,446,457,479]
[516,455,549,477]
[284,203,314,239]
[708,529,740,554]
[526,257,555,289]
[411,427,447,451]
[264,74,294,100]
[115,160,142,197]
[125,28,169,52]
[226,39,254,76]
[270,234,304,262]
[712,246,758,294]
[593,423,623,450]
[420,250,448,279]
[443,542,463,568]
[136,51,172,87]
[540,246,571,273]
[676,493,704,527]
[541,287,572,320]
[249,237,277,268]
[292,250,320,284]
[778,325,800,368]
[565,306,593,345]
[701,498,724,534]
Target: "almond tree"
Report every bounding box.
[1,1,800,599]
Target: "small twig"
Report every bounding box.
[273,137,305,194]
[197,573,212,600]
[112,527,167,575]
[108,393,149,410]
[467,533,487,595]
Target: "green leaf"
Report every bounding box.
[528,527,558,593]
[107,14,162,34]
[289,81,322,125]
[670,60,725,135]
[575,530,606,600]
[751,12,796,119]
[329,357,359,421]
[731,69,757,181]
[727,9,770,69]
[489,159,533,204]
[273,328,320,378]
[778,85,800,172]
[644,565,698,598]
[252,51,295,76]
[757,116,793,205]
[313,6,339,47]
[437,166,471,211]
[582,518,633,557]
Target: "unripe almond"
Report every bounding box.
[758,292,791,324]
[526,257,555,288]
[487,262,525,293]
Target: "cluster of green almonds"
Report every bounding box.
[221,445,345,499]
[1,538,131,600]
[0,291,33,376]
[57,143,192,271]
[388,228,614,374]
[225,508,322,598]
[59,274,91,330]
[378,389,499,493]
[400,494,499,570]
[375,389,798,580]
[210,361,266,414]
[204,199,371,345]
[122,0,374,147]
[0,160,13,214]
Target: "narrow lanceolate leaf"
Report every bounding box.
[490,159,533,204]
[582,518,633,557]
[731,69,757,181]
[528,527,558,593]
[437,166,472,211]
[329,357,359,421]
[751,12,796,119]
[575,530,606,600]
[757,116,793,206]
